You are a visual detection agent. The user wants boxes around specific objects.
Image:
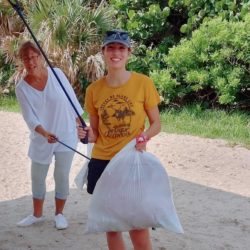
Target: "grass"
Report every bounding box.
[1,95,249,147]
[160,104,250,147]
[0,94,20,112]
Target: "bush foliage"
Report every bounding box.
[1,0,250,108]
[161,15,250,106]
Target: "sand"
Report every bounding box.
[0,111,249,250]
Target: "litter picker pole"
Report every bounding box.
[56,139,90,160]
[7,0,88,144]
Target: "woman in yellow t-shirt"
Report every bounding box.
[79,29,161,250]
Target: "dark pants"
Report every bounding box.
[87,158,110,194]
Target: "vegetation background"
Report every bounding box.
[0,0,249,146]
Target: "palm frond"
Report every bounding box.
[85,52,105,82]
[1,0,116,99]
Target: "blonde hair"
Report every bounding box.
[18,41,41,59]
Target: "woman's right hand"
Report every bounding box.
[35,125,57,143]
[44,131,57,143]
[78,126,95,142]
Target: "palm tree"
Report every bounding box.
[0,0,27,86]
[0,0,115,99]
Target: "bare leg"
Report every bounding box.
[33,198,44,217]
[129,229,152,250]
[106,232,126,250]
[55,198,66,215]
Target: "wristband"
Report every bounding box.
[136,134,150,144]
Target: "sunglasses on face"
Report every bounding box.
[105,31,130,41]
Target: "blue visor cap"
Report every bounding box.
[102,30,131,48]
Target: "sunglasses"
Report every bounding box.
[105,31,130,41]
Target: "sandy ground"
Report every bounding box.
[0,110,250,250]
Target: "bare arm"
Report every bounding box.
[135,106,161,151]
[88,115,99,142]
[35,125,57,143]
[143,106,161,139]
[76,117,81,125]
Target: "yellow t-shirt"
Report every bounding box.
[85,72,160,160]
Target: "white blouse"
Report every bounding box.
[15,68,84,164]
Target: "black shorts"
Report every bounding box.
[87,158,110,194]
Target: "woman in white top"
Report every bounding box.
[15,41,83,230]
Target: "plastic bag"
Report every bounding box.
[74,143,93,190]
[85,139,183,234]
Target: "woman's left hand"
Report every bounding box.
[77,125,88,139]
[135,134,149,152]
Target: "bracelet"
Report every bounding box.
[136,134,150,143]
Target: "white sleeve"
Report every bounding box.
[54,68,84,117]
[15,85,41,131]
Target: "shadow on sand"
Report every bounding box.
[0,177,250,250]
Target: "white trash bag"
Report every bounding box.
[74,143,93,190]
[85,139,183,234]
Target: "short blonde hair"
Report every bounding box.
[18,41,41,59]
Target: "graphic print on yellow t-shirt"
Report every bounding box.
[100,94,135,139]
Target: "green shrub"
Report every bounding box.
[127,44,168,75]
[170,0,250,35]
[150,69,179,105]
[163,15,250,107]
